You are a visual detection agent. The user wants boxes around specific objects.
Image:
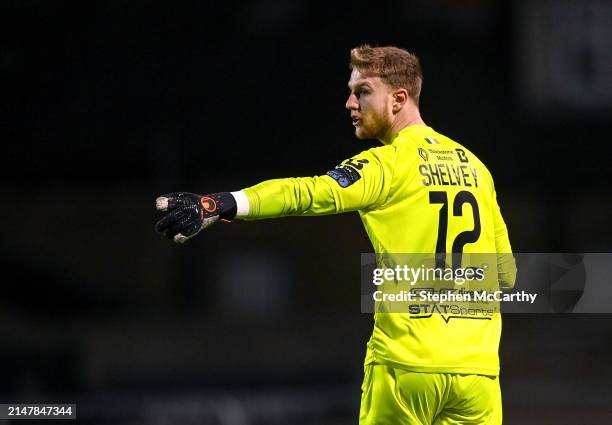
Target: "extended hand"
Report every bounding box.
[155,192,225,243]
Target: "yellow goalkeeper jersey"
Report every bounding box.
[240,124,515,376]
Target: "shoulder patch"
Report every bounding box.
[326,165,362,188]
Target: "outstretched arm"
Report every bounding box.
[155,146,396,243]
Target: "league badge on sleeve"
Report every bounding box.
[326,158,369,188]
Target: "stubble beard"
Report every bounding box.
[352,112,372,139]
[356,115,389,141]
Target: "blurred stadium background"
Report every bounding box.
[1,1,612,423]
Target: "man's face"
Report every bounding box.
[345,69,394,141]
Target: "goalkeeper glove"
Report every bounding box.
[155,192,236,243]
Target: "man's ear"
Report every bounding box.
[392,89,409,113]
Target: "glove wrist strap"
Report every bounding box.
[214,192,237,220]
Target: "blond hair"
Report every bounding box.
[350,45,422,105]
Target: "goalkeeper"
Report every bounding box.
[155,45,515,425]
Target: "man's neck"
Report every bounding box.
[379,112,426,145]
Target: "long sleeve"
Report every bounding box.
[239,146,397,220]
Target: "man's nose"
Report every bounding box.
[345,94,358,110]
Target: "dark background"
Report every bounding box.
[1,1,611,423]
